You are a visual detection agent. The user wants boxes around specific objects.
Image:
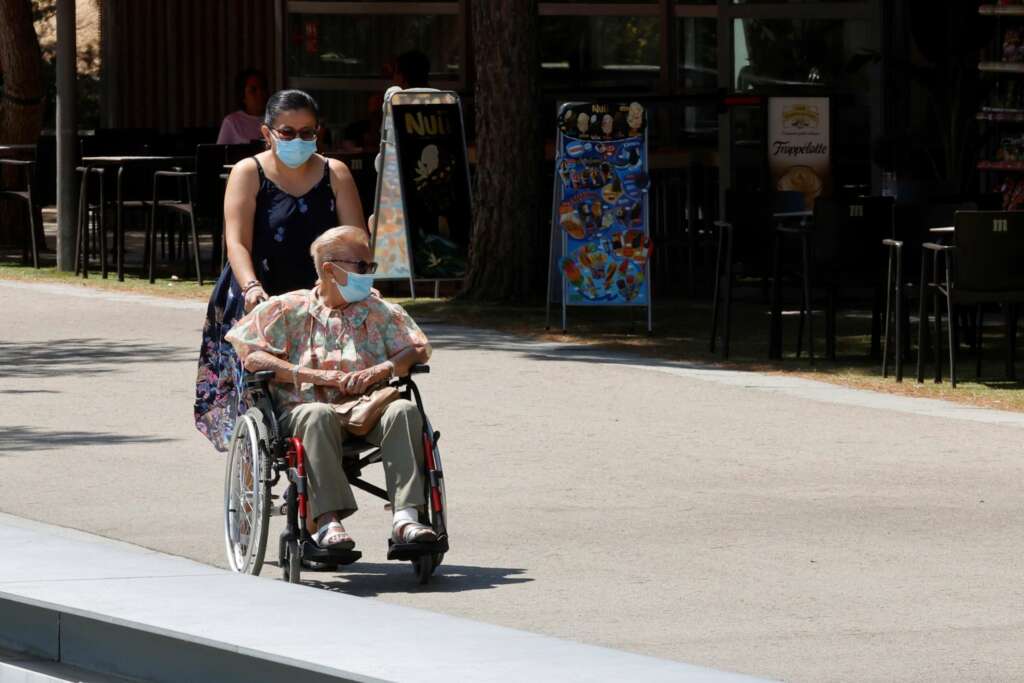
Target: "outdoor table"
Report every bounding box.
[79,155,192,280]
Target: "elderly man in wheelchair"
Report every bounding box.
[223,225,447,584]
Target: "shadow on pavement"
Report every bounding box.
[286,562,532,596]
[425,324,712,371]
[0,425,176,452]
[0,338,194,378]
[0,389,59,395]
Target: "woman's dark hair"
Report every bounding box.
[263,89,320,126]
[235,68,267,111]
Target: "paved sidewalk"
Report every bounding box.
[2,280,1024,682]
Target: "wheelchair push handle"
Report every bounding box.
[408,364,430,375]
[244,370,276,389]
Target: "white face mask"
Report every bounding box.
[330,264,374,303]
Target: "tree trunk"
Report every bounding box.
[0,0,45,247]
[463,0,541,301]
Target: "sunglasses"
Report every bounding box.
[270,126,317,142]
[326,258,378,275]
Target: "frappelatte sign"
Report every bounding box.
[768,97,830,210]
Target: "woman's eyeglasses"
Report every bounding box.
[327,259,378,275]
[271,126,317,142]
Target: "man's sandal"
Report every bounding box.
[313,521,355,550]
[392,520,438,544]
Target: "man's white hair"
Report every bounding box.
[310,225,369,278]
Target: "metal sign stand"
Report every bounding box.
[371,88,472,300]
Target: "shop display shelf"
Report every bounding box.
[978,160,1024,171]
[980,5,1024,16]
[979,62,1024,73]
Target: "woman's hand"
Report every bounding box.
[243,285,268,312]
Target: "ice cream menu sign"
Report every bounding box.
[768,97,831,210]
[548,101,652,331]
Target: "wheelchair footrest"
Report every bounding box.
[301,539,362,566]
[386,535,449,562]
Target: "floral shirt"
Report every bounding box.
[225,288,430,413]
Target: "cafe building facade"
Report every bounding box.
[102,0,892,204]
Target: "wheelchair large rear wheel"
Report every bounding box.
[224,407,272,575]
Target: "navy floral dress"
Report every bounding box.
[194,157,338,451]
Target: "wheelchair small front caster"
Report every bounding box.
[282,539,300,584]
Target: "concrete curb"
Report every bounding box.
[0,514,770,683]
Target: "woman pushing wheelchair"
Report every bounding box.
[225,225,437,550]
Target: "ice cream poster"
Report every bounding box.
[555,101,651,306]
[392,99,472,279]
[768,97,831,211]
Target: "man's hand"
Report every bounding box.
[339,364,389,395]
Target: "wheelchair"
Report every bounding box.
[223,364,448,585]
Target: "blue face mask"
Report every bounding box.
[274,137,317,168]
[333,267,374,303]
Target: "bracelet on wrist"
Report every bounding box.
[240,280,262,295]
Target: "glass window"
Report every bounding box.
[287,12,460,80]
[540,15,661,88]
[304,89,373,148]
[732,18,870,90]
[732,1,864,4]
[678,17,717,91]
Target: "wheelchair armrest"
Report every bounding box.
[243,370,276,388]
[387,363,429,388]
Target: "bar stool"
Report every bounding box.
[0,158,41,268]
[74,165,107,278]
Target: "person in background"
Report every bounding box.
[217,68,269,144]
[364,49,433,153]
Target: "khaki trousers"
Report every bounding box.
[279,399,426,522]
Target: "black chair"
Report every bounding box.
[919,211,1024,387]
[0,154,41,268]
[224,142,265,165]
[770,195,894,362]
[148,144,231,284]
[709,189,774,358]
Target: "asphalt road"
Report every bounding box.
[2,280,1023,682]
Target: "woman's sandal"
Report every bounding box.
[392,520,438,544]
[313,521,355,550]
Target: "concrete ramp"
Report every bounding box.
[0,514,769,682]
